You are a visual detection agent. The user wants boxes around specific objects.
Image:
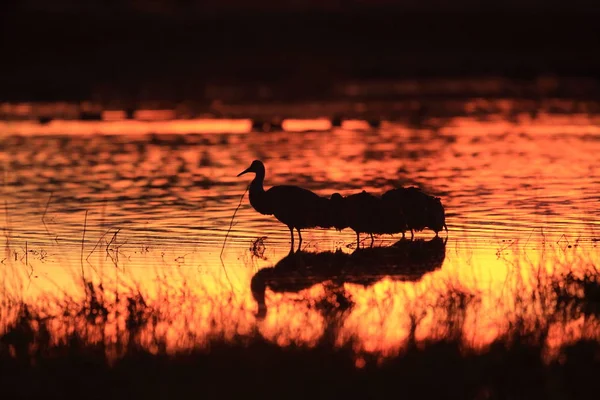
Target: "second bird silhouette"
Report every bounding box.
[237,160,331,254]
[330,190,408,249]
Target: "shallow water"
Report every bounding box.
[1,109,599,357]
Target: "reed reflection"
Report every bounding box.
[251,237,446,320]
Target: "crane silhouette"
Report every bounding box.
[382,187,447,238]
[237,160,331,254]
[331,190,407,248]
[331,191,380,248]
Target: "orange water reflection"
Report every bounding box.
[0,111,599,360]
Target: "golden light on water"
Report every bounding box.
[1,108,599,360]
[133,110,177,121]
[0,119,253,135]
[281,119,332,131]
[102,110,127,121]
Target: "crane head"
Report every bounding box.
[237,160,264,177]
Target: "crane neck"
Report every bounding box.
[249,165,266,194]
[247,165,272,215]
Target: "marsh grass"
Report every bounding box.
[1,216,599,398]
[1,289,599,399]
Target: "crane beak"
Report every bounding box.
[237,166,252,177]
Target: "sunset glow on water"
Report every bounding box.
[1,107,599,360]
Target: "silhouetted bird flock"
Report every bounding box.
[238,160,447,253]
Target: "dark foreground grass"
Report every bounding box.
[2,290,600,400]
[1,331,599,400]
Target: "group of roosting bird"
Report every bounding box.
[238,160,447,253]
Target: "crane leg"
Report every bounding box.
[410,229,414,240]
[289,226,295,254]
[370,233,374,247]
[356,232,360,249]
[296,228,303,252]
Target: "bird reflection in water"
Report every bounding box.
[250,236,446,320]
